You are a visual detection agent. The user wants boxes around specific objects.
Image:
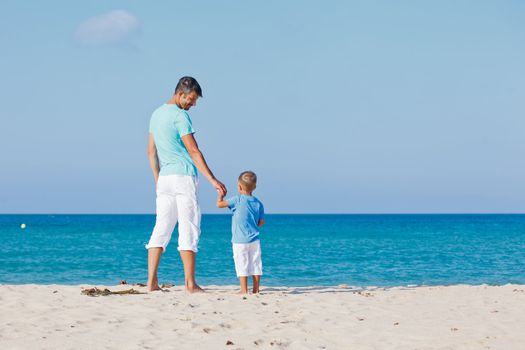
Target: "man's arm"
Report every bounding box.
[182,133,227,196]
[148,133,160,184]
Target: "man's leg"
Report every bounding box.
[252,275,261,294]
[147,248,163,291]
[239,277,249,294]
[179,250,203,293]
[145,176,178,292]
[176,176,202,293]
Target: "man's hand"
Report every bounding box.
[211,178,227,197]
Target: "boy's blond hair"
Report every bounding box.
[238,171,257,191]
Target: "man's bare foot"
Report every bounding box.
[147,284,162,292]
[237,290,248,295]
[186,284,204,294]
[252,289,260,294]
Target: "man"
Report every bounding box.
[146,76,226,293]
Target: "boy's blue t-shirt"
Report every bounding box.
[226,194,265,244]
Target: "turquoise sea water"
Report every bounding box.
[1,214,524,286]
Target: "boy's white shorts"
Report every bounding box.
[145,175,201,253]
[232,240,263,277]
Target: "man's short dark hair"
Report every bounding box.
[174,76,203,97]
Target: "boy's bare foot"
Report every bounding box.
[237,290,249,295]
[252,288,260,294]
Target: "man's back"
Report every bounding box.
[149,104,197,176]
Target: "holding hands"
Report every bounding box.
[211,178,227,197]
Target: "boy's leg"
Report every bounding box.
[233,243,250,294]
[252,275,261,294]
[239,277,249,294]
[250,241,263,293]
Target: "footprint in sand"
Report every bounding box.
[270,339,287,347]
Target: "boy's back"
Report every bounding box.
[227,194,264,244]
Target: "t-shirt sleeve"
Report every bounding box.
[149,118,154,134]
[175,112,195,137]
[226,196,238,210]
[258,201,265,221]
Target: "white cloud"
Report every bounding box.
[75,10,139,45]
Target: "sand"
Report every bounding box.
[1,284,524,349]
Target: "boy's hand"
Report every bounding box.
[216,195,229,209]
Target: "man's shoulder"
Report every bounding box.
[152,104,183,117]
[151,105,189,126]
[150,105,167,123]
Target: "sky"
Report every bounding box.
[1,0,524,214]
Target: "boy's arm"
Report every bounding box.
[216,194,229,209]
[257,202,265,226]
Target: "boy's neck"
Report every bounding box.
[239,190,253,196]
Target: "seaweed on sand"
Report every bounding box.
[81,287,145,297]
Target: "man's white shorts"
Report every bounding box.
[145,175,201,253]
[232,240,263,277]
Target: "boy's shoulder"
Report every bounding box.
[226,194,240,201]
[228,195,263,207]
[247,196,264,210]
[244,195,262,203]
[252,196,263,205]
[225,195,242,209]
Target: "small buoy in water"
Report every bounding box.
[20,223,26,229]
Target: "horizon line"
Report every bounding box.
[1,212,524,215]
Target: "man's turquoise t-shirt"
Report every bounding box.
[149,104,197,176]
[226,195,265,244]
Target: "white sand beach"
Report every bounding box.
[1,284,524,350]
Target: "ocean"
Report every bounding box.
[1,214,524,286]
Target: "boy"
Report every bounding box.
[217,171,265,294]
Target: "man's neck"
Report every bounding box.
[167,95,182,109]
